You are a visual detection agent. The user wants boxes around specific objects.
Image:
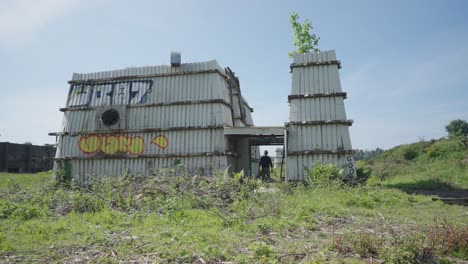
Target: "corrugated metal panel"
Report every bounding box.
[286,50,356,181]
[61,156,229,184]
[288,124,352,152]
[291,65,342,95]
[67,74,230,108]
[58,129,225,157]
[54,59,257,182]
[72,60,224,81]
[250,146,260,176]
[289,97,347,121]
[286,153,354,181]
[292,50,337,65]
[62,104,233,133]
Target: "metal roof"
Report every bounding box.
[71,60,226,82]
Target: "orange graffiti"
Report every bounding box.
[151,135,168,149]
[78,134,145,155]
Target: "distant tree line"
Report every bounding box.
[354,148,385,161]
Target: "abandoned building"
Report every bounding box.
[50,50,356,183]
[0,142,56,173]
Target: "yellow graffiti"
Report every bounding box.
[78,135,146,155]
[127,136,145,154]
[78,135,100,154]
[151,135,168,149]
[118,136,130,152]
[101,136,119,155]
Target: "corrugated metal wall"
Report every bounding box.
[286,50,357,181]
[53,60,254,182]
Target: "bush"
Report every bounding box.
[70,191,103,213]
[305,163,343,187]
[0,200,18,219]
[0,201,43,220]
[356,160,372,185]
[425,222,468,259]
[426,139,465,159]
[250,242,275,260]
[381,141,433,162]
[394,144,422,161]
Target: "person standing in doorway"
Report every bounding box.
[259,150,273,181]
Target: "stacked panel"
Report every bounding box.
[286,50,357,181]
[53,61,252,183]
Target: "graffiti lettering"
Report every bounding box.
[344,155,356,179]
[68,80,153,107]
[151,135,168,150]
[78,135,101,154]
[78,134,163,155]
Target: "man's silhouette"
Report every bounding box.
[259,150,273,181]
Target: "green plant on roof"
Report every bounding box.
[289,12,320,58]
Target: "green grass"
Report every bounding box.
[0,172,53,191]
[1,170,467,263]
[365,137,468,190]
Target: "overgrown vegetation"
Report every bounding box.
[289,12,320,58]
[1,161,467,263]
[362,136,468,190]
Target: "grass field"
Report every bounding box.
[1,165,467,263]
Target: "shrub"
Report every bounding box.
[425,222,468,259]
[349,232,381,257]
[382,141,432,162]
[305,163,343,187]
[403,147,419,161]
[426,139,465,159]
[250,242,275,260]
[0,201,43,220]
[0,200,18,219]
[12,205,42,220]
[70,191,103,213]
[356,160,372,185]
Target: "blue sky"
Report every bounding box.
[0,0,467,150]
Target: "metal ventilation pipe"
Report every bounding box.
[171,51,181,66]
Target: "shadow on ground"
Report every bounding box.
[385,179,468,205]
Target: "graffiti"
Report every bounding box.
[68,80,153,107]
[78,134,168,155]
[344,155,356,179]
[78,135,101,154]
[151,135,168,149]
[68,85,93,107]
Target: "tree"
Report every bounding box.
[445,119,468,137]
[288,12,320,58]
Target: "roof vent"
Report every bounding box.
[171,51,181,67]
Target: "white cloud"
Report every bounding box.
[0,0,78,43]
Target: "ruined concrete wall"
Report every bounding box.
[0,143,55,173]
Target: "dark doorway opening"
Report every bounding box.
[224,127,285,177]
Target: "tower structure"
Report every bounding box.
[286,50,356,181]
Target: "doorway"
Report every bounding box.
[224,126,285,177]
